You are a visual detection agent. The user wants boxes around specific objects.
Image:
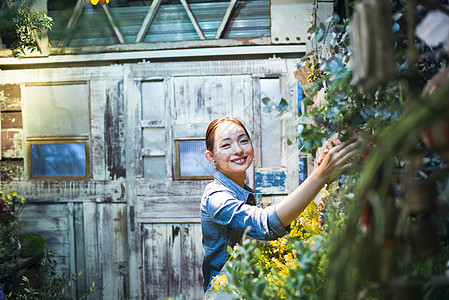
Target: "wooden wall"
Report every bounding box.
[0,59,301,300]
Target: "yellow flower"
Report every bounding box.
[19,197,26,205]
[212,274,228,291]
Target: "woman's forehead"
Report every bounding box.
[215,121,246,139]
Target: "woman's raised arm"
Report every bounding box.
[275,139,360,227]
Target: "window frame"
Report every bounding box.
[26,135,90,180]
[174,137,214,180]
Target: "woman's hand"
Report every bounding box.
[314,138,361,184]
[275,137,362,228]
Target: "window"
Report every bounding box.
[141,80,168,178]
[174,138,214,180]
[260,77,282,167]
[25,83,90,180]
[28,138,89,179]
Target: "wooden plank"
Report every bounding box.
[67,202,77,296]
[91,81,106,181]
[173,76,235,125]
[255,167,288,194]
[58,0,85,47]
[215,0,238,39]
[285,59,301,193]
[91,116,106,180]
[168,224,182,297]
[105,80,126,179]
[0,180,124,203]
[180,0,206,40]
[18,203,72,281]
[0,66,124,84]
[133,80,143,177]
[102,5,125,44]
[141,223,203,299]
[135,0,162,43]
[0,84,21,111]
[141,148,165,157]
[0,60,290,83]
[124,64,141,299]
[137,196,201,220]
[1,129,23,158]
[83,202,100,300]
[1,111,22,128]
[180,223,203,298]
[136,178,208,197]
[74,203,87,296]
[99,204,129,300]
[142,224,168,299]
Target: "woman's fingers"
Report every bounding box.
[327,139,362,174]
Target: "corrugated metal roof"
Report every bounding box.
[49,0,270,47]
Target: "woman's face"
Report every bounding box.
[209,121,254,176]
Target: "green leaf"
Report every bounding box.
[303,97,314,106]
[262,97,271,105]
[276,98,289,111]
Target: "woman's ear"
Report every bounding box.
[205,150,216,164]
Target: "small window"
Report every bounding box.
[25,82,90,180]
[27,138,89,180]
[174,138,215,180]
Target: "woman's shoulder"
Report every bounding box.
[203,180,233,197]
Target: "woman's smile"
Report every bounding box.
[231,156,247,164]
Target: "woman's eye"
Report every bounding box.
[240,139,249,144]
[221,144,230,148]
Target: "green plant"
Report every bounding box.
[18,232,45,258]
[216,2,449,299]
[10,251,98,300]
[220,229,327,300]
[0,190,99,299]
[0,0,53,57]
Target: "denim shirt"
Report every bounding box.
[201,171,289,292]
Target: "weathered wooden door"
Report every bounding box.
[125,60,299,300]
[132,73,253,299]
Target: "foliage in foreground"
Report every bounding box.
[0,190,99,299]
[214,2,449,299]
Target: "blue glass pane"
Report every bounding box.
[31,143,86,177]
[179,140,215,177]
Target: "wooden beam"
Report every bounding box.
[102,5,126,44]
[215,0,238,39]
[135,0,162,43]
[180,0,206,40]
[58,0,85,47]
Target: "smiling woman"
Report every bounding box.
[200,117,360,292]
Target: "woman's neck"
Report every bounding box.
[222,170,245,188]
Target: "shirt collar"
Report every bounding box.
[214,170,254,202]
